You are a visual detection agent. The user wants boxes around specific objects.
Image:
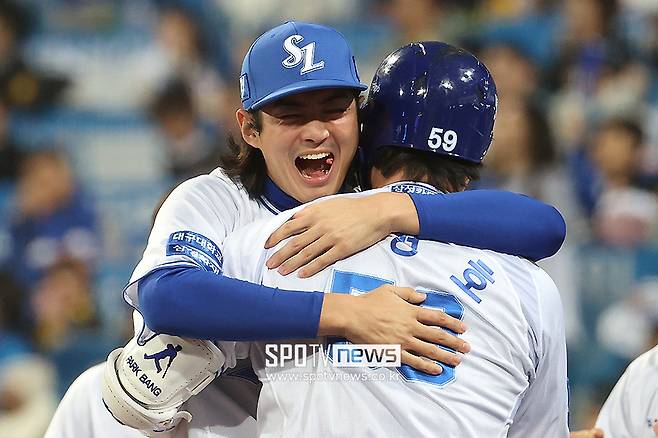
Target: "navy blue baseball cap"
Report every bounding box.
[240,21,367,111]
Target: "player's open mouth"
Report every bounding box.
[295,152,334,183]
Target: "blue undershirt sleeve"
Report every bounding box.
[138,266,324,341]
[408,190,566,262]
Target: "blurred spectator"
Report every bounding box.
[29,258,114,395]
[0,99,23,183]
[479,42,540,104]
[558,0,624,92]
[155,4,229,125]
[378,0,470,44]
[0,260,54,438]
[149,78,223,181]
[8,149,99,287]
[30,259,97,351]
[588,118,658,246]
[30,0,124,33]
[352,0,475,80]
[482,99,585,231]
[548,0,653,153]
[0,271,29,365]
[596,278,658,359]
[0,1,68,110]
[0,355,57,438]
[216,0,359,40]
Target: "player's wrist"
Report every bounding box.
[377,192,419,235]
[317,293,354,337]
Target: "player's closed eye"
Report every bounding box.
[277,113,304,124]
[321,103,352,121]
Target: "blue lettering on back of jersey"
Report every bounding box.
[450,259,494,303]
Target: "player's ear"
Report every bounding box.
[236,108,261,149]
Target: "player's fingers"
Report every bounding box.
[265,217,309,249]
[408,335,463,365]
[570,430,605,438]
[266,227,322,270]
[277,236,333,276]
[297,243,351,278]
[388,286,425,304]
[414,324,470,355]
[400,351,442,375]
[417,307,467,334]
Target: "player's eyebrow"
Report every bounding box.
[321,94,353,107]
[321,91,354,104]
[270,101,304,110]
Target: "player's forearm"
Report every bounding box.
[374,192,421,236]
[138,266,324,340]
[408,190,566,261]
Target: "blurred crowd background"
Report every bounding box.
[0,0,656,435]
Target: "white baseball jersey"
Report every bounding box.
[222,181,569,438]
[119,168,285,438]
[596,344,658,437]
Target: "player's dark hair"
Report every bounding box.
[219,110,266,199]
[370,146,482,192]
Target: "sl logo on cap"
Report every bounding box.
[282,35,325,74]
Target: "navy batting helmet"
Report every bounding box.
[360,42,497,174]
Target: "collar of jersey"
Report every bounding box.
[262,177,301,213]
[261,179,441,214]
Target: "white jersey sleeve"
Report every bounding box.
[124,169,265,311]
[507,265,569,437]
[596,345,658,438]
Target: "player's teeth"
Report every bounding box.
[298,152,331,160]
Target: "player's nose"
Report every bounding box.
[300,119,330,144]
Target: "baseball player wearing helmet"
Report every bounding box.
[47,22,566,437]
[217,41,569,437]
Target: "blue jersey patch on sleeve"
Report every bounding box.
[166,231,223,274]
